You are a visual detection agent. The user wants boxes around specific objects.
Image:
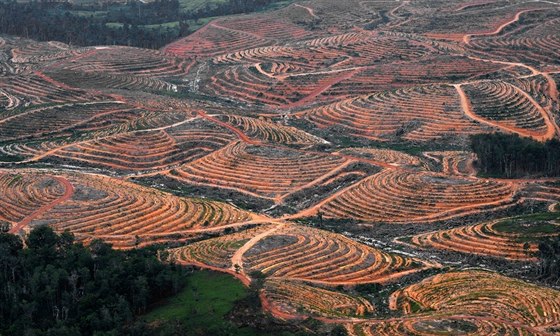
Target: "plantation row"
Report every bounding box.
[0,73,95,110]
[402,219,543,261]
[348,315,545,336]
[0,171,258,248]
[217,15,315,42]
[319,169,516,223]
[401,1,551,38]
[242,225,433,285]
[46,70,177,92]
[306,84,487,141]
[50,121,237,174]
[205,64,344,106]
[170,141,349,199]
[215,115,326,145]
[320,56,507,97]
[339,148,421,167]
[10,40,84,65]
[422,151,476,176]
[1,108,195,163]
[168,225,273,269]
[390,270,560,328]
[0,101,129,142]
[164,22,272,59]
[262,279,374,318]
[170,224,434,286]
[468,14,560,68]
[48,46,193,78]
[213,31,433,72]
[0,172,65,224]
[463,80,553,140]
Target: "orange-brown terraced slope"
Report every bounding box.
[347,315,548,336]
[163,21,272,59]
[168,225,275,270]
[242,225,436,285]
[168,223,436,286]
[306,84,489,141]
[262,279,374,319]
[390,270,560,329]
[339,148,421,167]
[48,125,231,173]
[315,169,517,223]
[422,151,476,176]
[402,222,533,261]
[11,171,260,248]
[0,102,131,142]
[0,172,66,228]
[0,73,95,110]
[169,141,349,200]
[215,115,327,145]
[458,81,556,141]
[399,212,560,261]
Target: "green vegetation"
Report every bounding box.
[145,270,273,335]
[538,236,560,283]
[471,133,560,178]
[0,153,25,162]
[0,226,187,335]
[177,0,227,12]
[0,0,288,49]
[0,227,310,335]
[494,212,560,236]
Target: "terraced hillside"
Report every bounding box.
[2,0,560,333]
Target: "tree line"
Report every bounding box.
[0,0,281,49]
[538,237,560,285]
[470,133,560,178]
[0,226,186,335]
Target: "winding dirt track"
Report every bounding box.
[9,176,74,234]
[453,83,557,141]
[230,223,286,277]
[293,3,319,19]
[463,8,550,44]
[198,110,260,145]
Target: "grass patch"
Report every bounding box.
[493,212,560,237]
[178,0,228,13]
[145,270,245,325]
[0,153,26,162]
[144,270,291,336]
